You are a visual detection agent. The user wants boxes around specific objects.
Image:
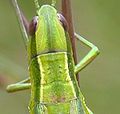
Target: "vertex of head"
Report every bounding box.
[38,5,57,16]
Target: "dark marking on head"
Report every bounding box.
[57,13,69,31]
[29,16,38,36]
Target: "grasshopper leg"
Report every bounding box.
[74,33,100,74]
[7,77,31,93]
[17,77,30,83]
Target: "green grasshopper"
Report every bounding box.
[7,0,100,114]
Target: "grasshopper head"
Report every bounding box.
[29,5,69,57]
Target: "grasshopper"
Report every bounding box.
[7,0,100,114]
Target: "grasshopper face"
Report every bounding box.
[32,5,68,55]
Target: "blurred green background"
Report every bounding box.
[0,0,120,114]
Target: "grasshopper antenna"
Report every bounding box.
[34,0,40,14]
[51,0,56,6]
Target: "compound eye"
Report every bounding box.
[57,13,68,31]
[29,16,38,36]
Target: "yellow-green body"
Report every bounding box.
[7,1,100,114]
[27,5,92,114]
[29,52,76,113]
[29,52,91,114]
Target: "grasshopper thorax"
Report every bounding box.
[29,5,68,58]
